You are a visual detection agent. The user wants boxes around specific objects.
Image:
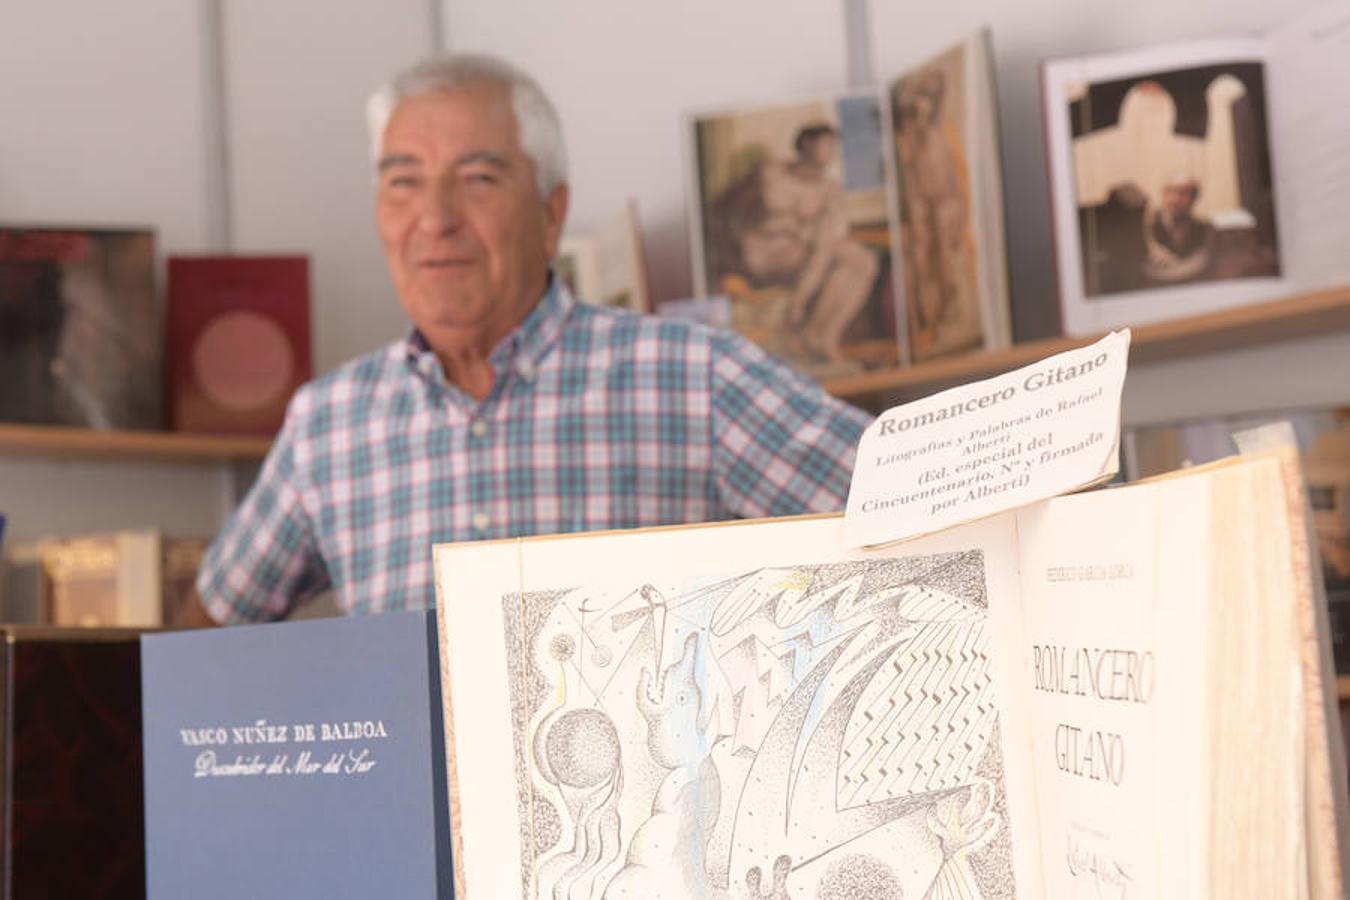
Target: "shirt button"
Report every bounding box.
[472,511,490,531]
[470,419,488,438]
[517,360,535,380]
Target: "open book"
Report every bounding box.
[435,451,1347,898]
[1042,0,1350,336]
[686,28,1011,378]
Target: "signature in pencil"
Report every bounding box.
[1066,832,1133,899]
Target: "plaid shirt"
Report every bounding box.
[199,283,872,622]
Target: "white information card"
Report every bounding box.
[843,330,1130,549]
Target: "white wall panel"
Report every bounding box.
[0,459,231,543]
[221,0,435,373]
[441,0,850,302]
[1120,331,1350,426]
[0,2,213,252]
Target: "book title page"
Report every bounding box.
[1014,483,1208,899]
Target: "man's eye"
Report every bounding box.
[464,172,498,186]
[385,175,420,190]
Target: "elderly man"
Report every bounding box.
[1143,173,1214,284]
[185,55,871,625]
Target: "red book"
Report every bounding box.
[166,256,312,436]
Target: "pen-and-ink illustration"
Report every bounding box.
[501,552,1016,899]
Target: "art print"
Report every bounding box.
[495,550,1016,899]
[689,94,900,379]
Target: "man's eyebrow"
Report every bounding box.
[376,153,420,173]
[455,150,511,170]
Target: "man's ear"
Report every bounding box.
[542,183,570,259]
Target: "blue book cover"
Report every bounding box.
[141,611,453,898]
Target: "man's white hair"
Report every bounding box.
[365,54,567,198]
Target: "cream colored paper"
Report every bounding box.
[844,330,1130,549]
[435,514,1043,899]
[434,454,1337,899]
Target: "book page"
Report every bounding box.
[969,29,1012,349]
[1014,481,1210,898]
[1264,0,1350,291]
[1197,458,1307,897]
[686,90,901,378]
[845,330,1128,549]
[436,514,1045,898]
[1226,439,1348,899]
[560,201,650,313]
[886,30,1008,361]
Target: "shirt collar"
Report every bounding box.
[401,276,575,386]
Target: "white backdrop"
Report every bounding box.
[0,0,1346,570]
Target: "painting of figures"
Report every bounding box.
[690,94,899,379]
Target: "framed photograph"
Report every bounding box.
[688,91,901,379]
[0,225,161,429]
[1043,43,1286,335]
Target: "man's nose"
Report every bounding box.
[417,179,463,233]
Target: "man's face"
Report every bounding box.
[1161,181,1198,219]
[375,84,568,356]
[806,133,839,168]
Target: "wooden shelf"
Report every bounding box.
[2,285,1346,465]
[0,423,271,465]
[1339,676,1350,702]
[822,285,1350,400]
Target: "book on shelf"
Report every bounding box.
[688,87,903,381]
[435,449,1347,898]
[161,536,209,626]
[554,199,650,313]
[1042,0,1350,337]
[166,255,312,437]
[140,611,452,898]
[0,225,161,430]
[39,530,209,628]
[0,626,147,899]
[687,29,1012,380]
[887,28,1012,364]
[40,529,160,628]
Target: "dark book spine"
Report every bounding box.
[426,613,455,898]
[1,641,12,900]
